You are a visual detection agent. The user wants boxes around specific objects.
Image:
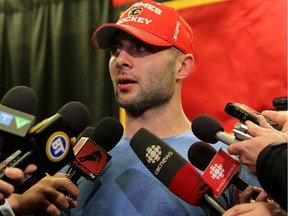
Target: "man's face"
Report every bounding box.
[108,31,179,116]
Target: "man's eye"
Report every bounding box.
[110,46,121,55]
[135,43,149,52]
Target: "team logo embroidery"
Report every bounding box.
[146,145,162,163]
[129,8,143,16]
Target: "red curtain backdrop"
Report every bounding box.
[113,0,287,132]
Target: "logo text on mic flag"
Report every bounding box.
[71,138,111,180]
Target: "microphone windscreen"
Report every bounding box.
[90,117,123,152]
[1,85,37,115]
[192,114,223,144]
[58,101,91,137]
[188,142,216,171]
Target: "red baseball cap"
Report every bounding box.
[91,0,194,54]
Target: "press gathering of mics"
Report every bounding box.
[0,85,287,215]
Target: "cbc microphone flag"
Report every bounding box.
[202,148,240,197]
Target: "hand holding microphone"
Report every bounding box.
[0,101,91,192]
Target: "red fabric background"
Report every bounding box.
[113,0,287,132]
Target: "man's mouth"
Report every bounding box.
[117,76,137,89]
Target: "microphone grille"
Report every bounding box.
[188,141,216,171]
[192,114,223,144]
[58,101,91,137]
[90,117,124,151]
[1,85,37,115]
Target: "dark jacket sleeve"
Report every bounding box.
[256,141,287,211]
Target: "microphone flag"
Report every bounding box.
[202,148,240,197]
[70,137,111,180]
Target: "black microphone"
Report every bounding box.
[67,117,124,183]
[0,101,91,191]
[130,128,226,216]
[0,86,37,158]
[188,141,259,200]
[1,85,37,115]
[192,114,238,145]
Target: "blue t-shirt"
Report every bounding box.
[61,131,257,216]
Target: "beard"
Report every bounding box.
[115,59,176,117]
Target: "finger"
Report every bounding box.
[239,185,255,203]
[0,194,5,205]
[257,115,275,129]
[4,167,25,186]
[45,189,70,210]
[23,164,38,174]
[46,174,79,200]
[45,204,61,216]
[0,179,15,197]
[262,110,288,125]
[253,187,269,202]
[223,203,254,216]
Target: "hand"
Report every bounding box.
[232,185,270,204]
[223,202,287,216]
[227,111,287,174]
[0,164,37,204]
[7,173,79,216]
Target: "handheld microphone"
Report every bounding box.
[0,86,37,158]
[1,85,37,115]
[188,141,259,200]
[67,117,124,183]
[130,128,226,215]
[192,114,238,145]
[0,101,91,186]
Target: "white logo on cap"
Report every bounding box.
[173,21,180,41]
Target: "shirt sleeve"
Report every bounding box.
[0,199,15,216]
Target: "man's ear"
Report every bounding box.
[176,54,194,79]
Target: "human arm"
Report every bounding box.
[6,173,79,216]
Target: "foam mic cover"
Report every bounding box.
[1,85,37,115]
[188,141,259,200]
[130,128,214,206]
[57,101,91,137]
[192,114,238,145]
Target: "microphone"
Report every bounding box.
[0,101,91,189]
[67,117,124,183]
[192,114,238,145]
[0,86,37,157]
[188,141,259,200]
[130,128,226,215]
[1,85,37,115]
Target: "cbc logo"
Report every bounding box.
[146,145,161,164]
[209,164,224,180]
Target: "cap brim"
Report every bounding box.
[92,23,173,49]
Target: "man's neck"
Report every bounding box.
[123,103,191,138]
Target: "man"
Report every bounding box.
[61,1,259,215]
